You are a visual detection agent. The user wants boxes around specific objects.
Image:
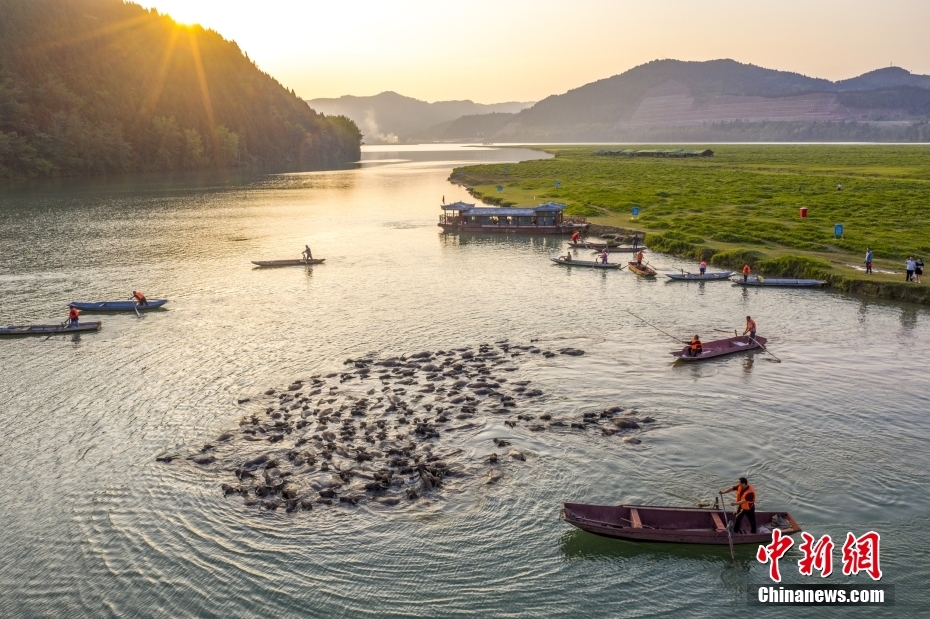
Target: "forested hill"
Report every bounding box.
[0,0,361,179]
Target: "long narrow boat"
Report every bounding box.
[251,258,325,267]
[551,257,623,269]
[562,502,801,544]
[1,322,102,336]
[69,300,168,312]
[627,262,657,277]
[585,245,649,253]
[670,335,767,361]
[569,241,621,250]
[733,277,825,288]
[665,271,733,281]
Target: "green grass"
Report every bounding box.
[451,145,930,302]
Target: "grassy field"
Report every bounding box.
[451,145,930,301]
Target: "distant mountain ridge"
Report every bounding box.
[305,92,533,143]
[414,59,930,143]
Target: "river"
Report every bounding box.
[1,145,927,618]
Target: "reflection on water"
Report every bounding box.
[1,145,928,618]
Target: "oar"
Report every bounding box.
[719,492,737,567]
[44,319,68,341]
[625,309,688,344]
[749,335,782,363]
[128,297,141,318]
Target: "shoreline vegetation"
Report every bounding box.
[450,144,930,305]
[0,0,361,180]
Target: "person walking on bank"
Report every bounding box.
[719,477,757,534]
[906,257,916,282]
[916,258,924,284]
[865,247,873,274]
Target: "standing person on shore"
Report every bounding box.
[741,263,751,283]
[632,235,640,250]
[865,248,873,274]
[916,258,924,284]
[906,257,916,282]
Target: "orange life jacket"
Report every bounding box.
[700,261,707,268]
[69,307,79,320]
[742,264,751,275]
[690,338,702,351]
[746,318,756,332]
[572,232,580,241]
[636,252,644,262]
[736,484,756,510]
[133,291,144,301]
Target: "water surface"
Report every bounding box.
[1,145,927,617]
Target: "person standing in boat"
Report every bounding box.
[599,250,609,264]
[571,230,581,244]
[719,477,757,534]
[741,263,751,282]
[302,245,313,262]
[743,315,757,341]
[67,305,80,328]
[699,260,707,277]
[635,250,644,266]
[865,247,873,274]
[688,335,703,357]
[131,291,148,306]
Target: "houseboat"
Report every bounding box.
[438,201,587,235]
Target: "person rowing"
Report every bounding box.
[302,245,313,262]
[635,250,644,266]
[699,260,707,277]
[130,291,148,306]
[599,250,609,264]
[560,251,573,262]
[571,231,581,244]
[688,335,703,357]
[741,263,751,282]
[743,315,757,341]
[719,477,757,534]
[67,305,80,328]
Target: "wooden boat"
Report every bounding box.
[69,300,168,312]
[251,258,325,267]
[551,257,623,269]
[569,241,620,250]
[733,277,825,288]
[0,322,102,336]
[562,502,801,544]
[580,244,649,253]
[627,262,657,277]
[670,335,767,361]
[665,271,733,281]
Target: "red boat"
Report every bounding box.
[671,335,767,361]
[562,502,801,544]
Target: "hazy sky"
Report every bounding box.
[138,0,930,103]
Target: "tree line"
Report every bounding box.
[0,0,361,179]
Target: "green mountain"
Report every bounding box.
[418,59,930,142]
[306,91,533,143]
[0,0,361,179]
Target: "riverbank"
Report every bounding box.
[450,144,930,304]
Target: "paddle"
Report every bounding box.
[719,492,737,566]
[749,335,782,363]
[44,319,68,341]
[128,297,141,318]
[625,309,688,344]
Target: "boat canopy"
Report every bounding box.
[440,202,567,217]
